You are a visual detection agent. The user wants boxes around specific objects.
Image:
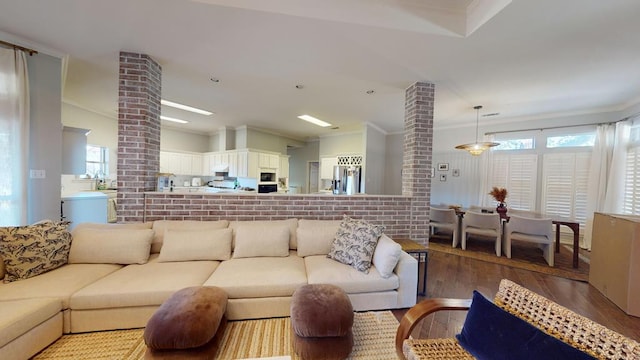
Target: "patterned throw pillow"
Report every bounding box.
[327,216,385,273]
[0,221,72,282]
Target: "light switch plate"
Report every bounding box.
[30,169,46,179]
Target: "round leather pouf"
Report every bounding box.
[144,286,227,350]
[290,284,354,360]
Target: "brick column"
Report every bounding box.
[116,52,161,222]
[403,82,434,244]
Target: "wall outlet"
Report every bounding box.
[30,169,46,179]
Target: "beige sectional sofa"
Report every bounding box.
[0,218,418,359]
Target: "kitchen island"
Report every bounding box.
[142,191,414,240]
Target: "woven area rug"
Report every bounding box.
[34,311,399,360]
[428,235,589,282]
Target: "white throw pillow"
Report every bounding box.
[233,225,290,258]
[69,228,154,264]
[296,220,341,257]
[158,228,232,262]
[372,234,403,278]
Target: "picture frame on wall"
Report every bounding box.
[438,163,449,171]
[430,167,435,178]
[452,169,460,177]
[440,174,447,182]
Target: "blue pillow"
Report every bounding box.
[456,291,595,360]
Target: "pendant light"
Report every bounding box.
[455,105,499,156]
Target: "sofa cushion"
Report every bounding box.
[70,254,220,310]
[456,291,595,360]
[0,263,122,308]
[204,251,307,298]
[0,298,62,348]
[372,235,402,279]
[151,220,229,254]
[0,221,72,282]
[232,225,289,258]
[296,220,341,257]
[230,219,298,249]
[305,255,399,294]
[68,228,154,264]
[327,216,384,273]
[158,228,232,262]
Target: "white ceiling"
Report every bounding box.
[1,0,640,140]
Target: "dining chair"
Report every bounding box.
[461,211,502,256]
[429,207,459,247]
[503,215,554,266]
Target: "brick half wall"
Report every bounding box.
[144,193,413,239]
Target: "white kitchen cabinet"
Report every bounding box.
[279,155,290,179]
[259,152,279,169]
[227,151,239,177]
[159,151,203,175]
[320,157,338,179]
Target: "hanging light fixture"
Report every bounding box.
[455,105,499,156]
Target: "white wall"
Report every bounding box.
[27,53,63,223]
[245,127,304,154]
[287,140,319,194]
[319,131,363,157]
[62,103,118,177]
[161,128,210,153]
[384,133,403,195]
[364,124,386,194]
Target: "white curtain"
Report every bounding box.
[582,121,630,249]
[0,48,29,226]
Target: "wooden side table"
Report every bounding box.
[393,238,428,296]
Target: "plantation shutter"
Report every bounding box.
[623,146,640,214]
[541,152,590,225]
[486,154,537,210]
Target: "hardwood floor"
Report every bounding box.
[392,250,640,342]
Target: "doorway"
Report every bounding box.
[308,161,319,194]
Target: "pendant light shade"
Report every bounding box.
[455,105,499,156]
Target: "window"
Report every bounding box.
[486,154,538,211]
[546,134,595,148]
[493,138,535,151]
[541,152,590,224]
[86,145,108,177]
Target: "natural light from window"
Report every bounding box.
[546,134,595,148]
[494,138,534,150]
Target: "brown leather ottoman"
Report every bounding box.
[290,284,354,360]
[144,286,228,359]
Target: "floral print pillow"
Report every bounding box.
[327,216,385,273]
[0,220,72,282]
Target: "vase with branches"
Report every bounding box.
[489,187,508,217]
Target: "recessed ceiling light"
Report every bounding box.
[161,99,213,116]
[160,115,189,124]
[297,114,332,127]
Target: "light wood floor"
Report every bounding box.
[392,250,640,342]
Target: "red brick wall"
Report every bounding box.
[144,193,413,238]
[116,52,162,222]
[403,82,434,243]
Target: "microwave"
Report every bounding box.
[260,171,276,182]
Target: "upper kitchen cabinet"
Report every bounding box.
[320,157,339,180]
[235,150,259,178]
[279,155,290,179]
[259,152,280,170]
[159,151,203,176]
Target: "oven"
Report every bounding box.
[258,183,278,193]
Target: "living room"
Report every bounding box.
[2,0,640,358]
